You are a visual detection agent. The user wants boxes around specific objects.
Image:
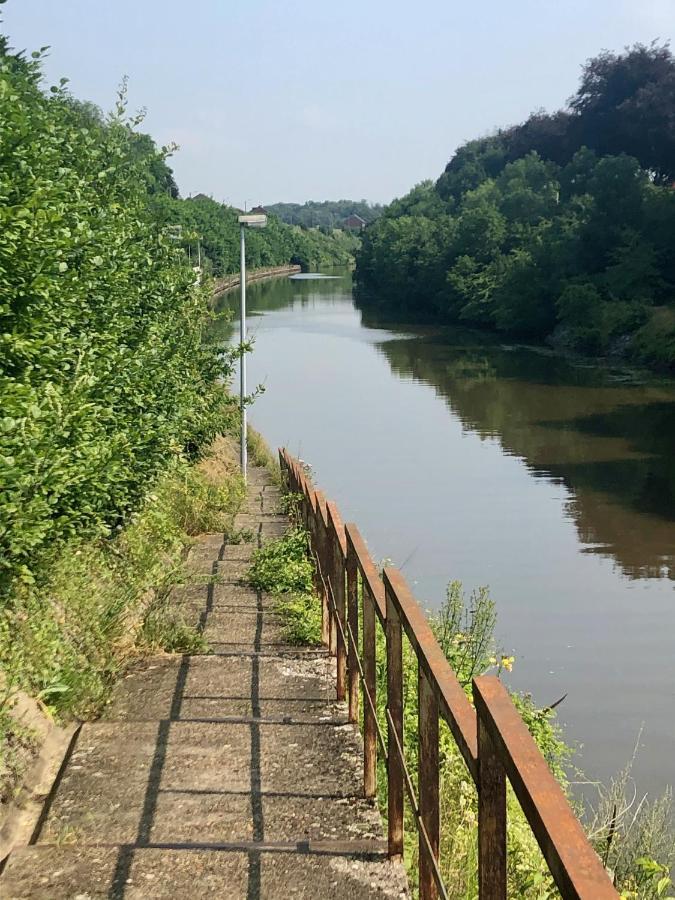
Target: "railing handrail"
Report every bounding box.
[278,448,618,900]
[345,523,386,622]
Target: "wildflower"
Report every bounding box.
[501,655,515,672]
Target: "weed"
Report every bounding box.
[273,593,322,646]
[0,705,38,805]
[138,593,208,655]
[246,527,321,645]
[247,528,314,595]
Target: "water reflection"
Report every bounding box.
[377,334,675,580]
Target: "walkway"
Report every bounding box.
[1,466,408,898]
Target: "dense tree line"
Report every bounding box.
[153,194,359,276]
[266,199,384,230]
[356,43,675,368]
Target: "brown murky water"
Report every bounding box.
[218,270,675,799]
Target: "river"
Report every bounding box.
[216,269,675,802]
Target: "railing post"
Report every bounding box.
[386,582,404,859]
[329,511,347,703]
[419,666,440,900]
[477,708,507,900]
[314,494,330,648]
[362,586,377,799]
[346,542,359,725]
[327,509,337,658]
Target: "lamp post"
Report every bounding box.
[237,213,267,482]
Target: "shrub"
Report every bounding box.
[0,43,238,598]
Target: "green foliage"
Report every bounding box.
[586,761,675,900]
[356,44,675,368]
[272,591,322,646]
[246,527,321,645]
[0,42,240,597]
[162,464,245,536]
[152,193,360,277]
[0,705,37,806]
[632,308,675,368]
[138,594,208,655]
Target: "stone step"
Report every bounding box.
[104,656,337,721]
[32,719,371,848]
[185,553,252,579]
[170,583,261,606]
[2,845,407,899]
[201,610,289,648]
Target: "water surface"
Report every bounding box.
[218,270,675,798]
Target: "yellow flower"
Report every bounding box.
[501,655,515,672]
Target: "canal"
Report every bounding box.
[216,269,675,801]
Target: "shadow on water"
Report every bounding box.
[377,333,675,579]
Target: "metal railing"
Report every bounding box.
[279,449,618,900]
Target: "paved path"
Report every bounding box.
[1,466,408,898]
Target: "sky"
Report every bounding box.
[3,0,674,206]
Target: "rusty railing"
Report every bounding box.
[279,449,618,900]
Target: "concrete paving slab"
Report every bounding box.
[201,610,288,647]
[104,656,337,721]
[2,846,408,899]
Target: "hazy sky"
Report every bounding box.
[4,1,673,206]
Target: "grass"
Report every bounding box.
[247,424,282,483]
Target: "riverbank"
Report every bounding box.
[356,296,675,382]
[212,264,301,299]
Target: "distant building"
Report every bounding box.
[343,214,367,231]
[250,205,268,215]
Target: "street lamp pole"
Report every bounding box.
[237,213,267,483]
[239,223,247,481]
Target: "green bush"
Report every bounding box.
[0,42,237,598]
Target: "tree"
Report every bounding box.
[570,42,675,182]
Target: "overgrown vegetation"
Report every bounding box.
[247,527,322,645]
[356,43,675,370]
[0,38,240,597]
[0,705,37,807]
[0,451,243,721]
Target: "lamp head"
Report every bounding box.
[238,214,267,229]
